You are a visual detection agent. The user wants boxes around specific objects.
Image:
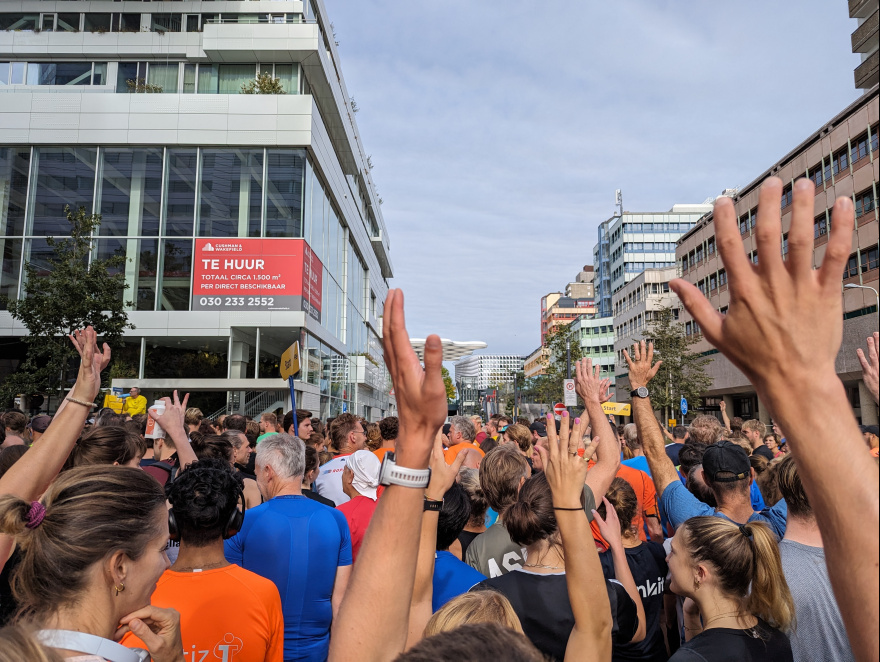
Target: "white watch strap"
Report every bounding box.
[380,454,431,488]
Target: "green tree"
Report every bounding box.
[0,206,133,407]
[441,366,456,402]
[641,306,712,423]
[240,72,287,95]
[542,323,584,405]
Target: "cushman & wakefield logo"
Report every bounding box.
[202,242,243,252]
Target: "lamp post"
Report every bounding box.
[843,283,880,309]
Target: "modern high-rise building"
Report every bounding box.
[592,202,714,317]
[454,354,524,417]
[540,292,595,346]
[677,88,878,425]
[0,1,394,421]
[570,315,615,379]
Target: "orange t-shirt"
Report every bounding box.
[373,447,394,463]
[444,442,485,465]
[122,564,284,662]
[587,462,659,549]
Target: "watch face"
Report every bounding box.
[636,387,649,398]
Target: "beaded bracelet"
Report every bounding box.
[65,396,94,407]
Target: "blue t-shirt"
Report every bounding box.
[750,480,766,511]
[622,455,652,477]
[225,495,353,662]
[432,550,486,612]
[659,480,787,538]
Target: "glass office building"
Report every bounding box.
[0,1,394,420]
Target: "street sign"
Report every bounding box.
[563,379,577,406]
[602,402,632,417]
[342,402,348,413]
[553,402,566,416]
[680,397,688,416]
[280,341,301,380]
[669,419,677,427]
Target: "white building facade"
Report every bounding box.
[0,1,394,421]
[592,203,712,316]
[570,316,615,381]
[612,266,679,400]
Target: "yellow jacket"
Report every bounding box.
[123,395,148,416]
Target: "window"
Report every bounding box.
[0,147,30,237]
[814,213,828,238]
[98,148,164,237]
[782,233,789,256]
[58,13,81,32]
[159,239,192,310]
[111,14,140,33]
[696,246,704,263]
[29,147,98,236]
[198,149,264,238]
[709,274,717,290]
[163,149,197,237]
[855,189,876,218]
[718,269,727,286]
[686,322,692,335]
[751,251,759,265]
[749,209,757,229]
[808,162,824,188]
[780,184,793,209]
[851,132,870,165]
[871,125,879,154]
[681,256,688,272]
[83,13,112,33]
[707,237,715,255]
[151,14,182,33]
[823,155,833,183]
[844,254,859,279]
[0,14,38,31]
[739,214,749,234]
[832,147,848,176]
[186,15,201,33]
[861,245,879,273]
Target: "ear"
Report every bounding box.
[107,550,129,587]
[517,475,526,492]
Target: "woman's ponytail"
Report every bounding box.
[742,522,795,631]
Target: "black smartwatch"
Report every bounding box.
[423,498,443,512]
[630,386,649,399]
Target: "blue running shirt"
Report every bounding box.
[225,495,353,662]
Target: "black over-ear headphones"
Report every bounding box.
[168,482,245,542]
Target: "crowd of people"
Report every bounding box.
[0,177,877,662]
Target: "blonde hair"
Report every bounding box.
[681,517,795,631]
[742,419,767,438]
[425,591,523,637]
[0,625,62,662]
[503,424,533,455]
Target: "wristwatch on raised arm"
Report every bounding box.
[378,451,431,488]
[630,386,649,399]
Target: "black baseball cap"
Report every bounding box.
[529,421,547,436]
[859,425,879,437]
[703,440,750,482]
[28,415,52,433]
[442,423,451,435]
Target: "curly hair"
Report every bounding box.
[165,458,244,546]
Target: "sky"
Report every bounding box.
[325,1,863,363]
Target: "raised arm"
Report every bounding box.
[148,391,197,471]
[593,497,646,644]
[719,399,732,432]
[537,414,611,662]
[575,359,620,499]
[406,434,466,648]
[329,290,446,662]
[670,178,878,662]
[0,327,108,500]
[624,342,680,496]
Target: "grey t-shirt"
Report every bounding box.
[778,539,854,662]
[465,485,596,579]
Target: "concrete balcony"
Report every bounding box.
[0,30,203,59]
[202,22,319,62]
[851,9,879,54]
[370,229,394,280]
[854,51,879,90]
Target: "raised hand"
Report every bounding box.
[425,433,467,501]
[598,378,614,404]
[68,326,111,401]
[592,496,623,551]
[669,178,851,390]
[382,290,446,468]
[623,340,661,390]
[856,332,879,405]
[536,411,590,509]
[148,390,190,439]
[575,358,608,404]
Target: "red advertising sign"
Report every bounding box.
[192,238,323,320]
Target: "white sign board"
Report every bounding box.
[563,379,577,407]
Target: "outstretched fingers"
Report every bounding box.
[818,196,855,292]
[670,279,724,347]
[712,195,755,288]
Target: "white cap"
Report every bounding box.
[346,450,381,501]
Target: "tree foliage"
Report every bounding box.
[641,307,712,422]
[520,323,584,408]
[441,366,456,402]
[0,206,133,405]
[240,72,287,95]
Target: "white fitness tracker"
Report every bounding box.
[378,451,431,489]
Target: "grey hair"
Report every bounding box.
[448,415,476,442]
[221,429,247,448]
[256,433,305,480]
[623,423,641,451]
